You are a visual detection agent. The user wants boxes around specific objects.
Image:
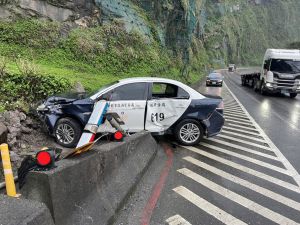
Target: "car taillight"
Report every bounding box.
[217,100,224,109]
[216,100,224,113]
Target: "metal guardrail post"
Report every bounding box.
[0,143,17,197]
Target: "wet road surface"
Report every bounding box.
[114,70,300,225]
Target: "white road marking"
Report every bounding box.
[223,113,249,119]
[173,186,247,225]
[166,214,192,225]
[225,106,242,111]
[182,146,300,193]
[201,141,280,166]
[213,134,271,150]
[207,136,272,154]
[224,82,300,187]
[222,126,261,136]
[224,110,246,116]
[225,119,254,126]
[178,168,300,225]
[224,116,250,122]
[184,156,300,211]
[221,130,267,143]
[224,109,244,114]
[226,123,259,132]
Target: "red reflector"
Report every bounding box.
[36,151,51,166]
[114,131,123,141]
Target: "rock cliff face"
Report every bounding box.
[1,0,300,66]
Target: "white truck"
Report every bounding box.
[241,49,300,98]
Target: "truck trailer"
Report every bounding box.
[241,49,300,98]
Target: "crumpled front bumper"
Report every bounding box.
[37,110,61,136]
[202,110,224,137]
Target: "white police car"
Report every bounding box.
[37,77,224,147]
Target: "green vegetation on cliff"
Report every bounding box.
[203,0,300,65]
[0,19,195,111]
[2,0,300,112]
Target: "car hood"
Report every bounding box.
[44,96,77,105]
[44,92,89,106]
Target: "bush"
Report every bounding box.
[0,72,70,102]
[0,58,71,112]
[0,19,60,48]
[60,22,162,75]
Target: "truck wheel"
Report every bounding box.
[54,118,82,148]
[260,82,267,95]
[241,77,246,86]
[253,78,259,92]
[290,93,298,98]
[174,119,203,146]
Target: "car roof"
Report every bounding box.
[90,77,205,100]
[209,72,222,76]
[119,77,183,84]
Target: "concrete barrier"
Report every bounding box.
[0,195,54,225]
[21,132,158,225]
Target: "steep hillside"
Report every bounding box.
[1,0,300,111]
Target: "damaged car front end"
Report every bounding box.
[37,95,94,147]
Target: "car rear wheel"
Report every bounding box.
[174,120,203,146]
[290,93,298,98]
[54,118,82,148]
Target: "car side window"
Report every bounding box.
[104,83,148,101]
[152,83,190,99]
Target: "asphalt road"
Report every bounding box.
[114,70,300,225]
[223,69,300,174]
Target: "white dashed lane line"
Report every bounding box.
[167,82,300,225]
[166,214,192,225]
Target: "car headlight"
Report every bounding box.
[266,83,273,87]
[37,103,47,111]
[296,80,300,85]
[48,104,62,110]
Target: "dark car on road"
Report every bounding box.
[37,77,224,147]
[206,73,224,87]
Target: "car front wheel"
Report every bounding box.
[290,93,298,98]
[174,120,203,146]
[54,118,82,148]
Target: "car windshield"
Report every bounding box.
[209,73,222,79]
[270,59,300,74]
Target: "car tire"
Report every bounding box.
[290,93,298,98]
[54,118,82,148]
[174,119,203,146]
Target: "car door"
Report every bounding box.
[145,82,192,132]
[103,82,148,132]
